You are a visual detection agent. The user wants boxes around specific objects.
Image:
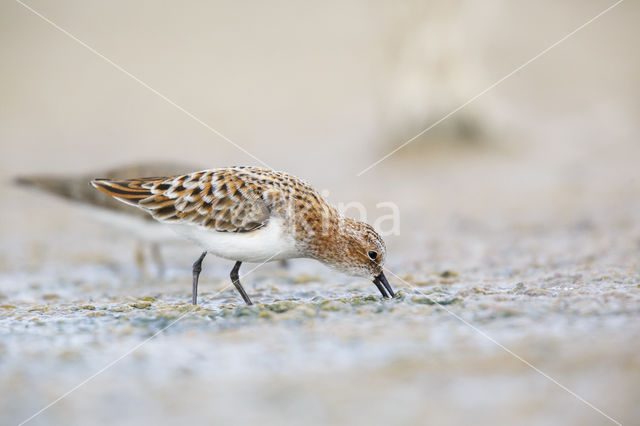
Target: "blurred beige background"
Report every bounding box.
[1,1,638,184]
[1,0,639,256]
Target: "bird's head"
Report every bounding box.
[311,217,395,298]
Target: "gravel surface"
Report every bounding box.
[1,199,638,425]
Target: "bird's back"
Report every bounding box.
[91,166,333,235]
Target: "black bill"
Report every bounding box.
[373,272,395,298]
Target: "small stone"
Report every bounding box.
[233,307,255,317]
[440,270,459,278]
[294,306,317,317]
[512,282,527,294]
[42,294,60,300]
[268,301,297,313]
[524,288,547,297]
[392,291,406,301]
[320,300,347,312]
[219,308,234,317]
[293,273,320,284]
[131,302,151,309]
[412,295,460,305]
[413,280,436,287]
[59,350,81,361]
[412,296,436,305]
[258,310,274,319]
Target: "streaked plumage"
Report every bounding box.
[92,166,395,305]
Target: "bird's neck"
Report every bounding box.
[301,215,358,265]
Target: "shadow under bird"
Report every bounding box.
[91,166,395,305]
[15,162,198,276]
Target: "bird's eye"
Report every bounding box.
[367,250,378,260]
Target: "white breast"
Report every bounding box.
[169,217,299,263]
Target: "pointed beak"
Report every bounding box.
[373,271,395,298]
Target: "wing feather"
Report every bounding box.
[91,169,271,233]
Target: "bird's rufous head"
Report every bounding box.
[310,217,395,298]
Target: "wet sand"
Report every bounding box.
[1,198,638,425]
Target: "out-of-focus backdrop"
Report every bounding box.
[1,1,638,425]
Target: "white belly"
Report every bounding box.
[169,217,298,263]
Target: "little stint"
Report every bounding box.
[91,166,395,305]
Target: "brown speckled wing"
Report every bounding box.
[91,169,271,233]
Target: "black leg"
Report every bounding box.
[230,261,253,305]
[191,251,207,305]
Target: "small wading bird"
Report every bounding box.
[16,163,198,277]
[91,166,395,305]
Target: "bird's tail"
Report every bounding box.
[90,177,161,207]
